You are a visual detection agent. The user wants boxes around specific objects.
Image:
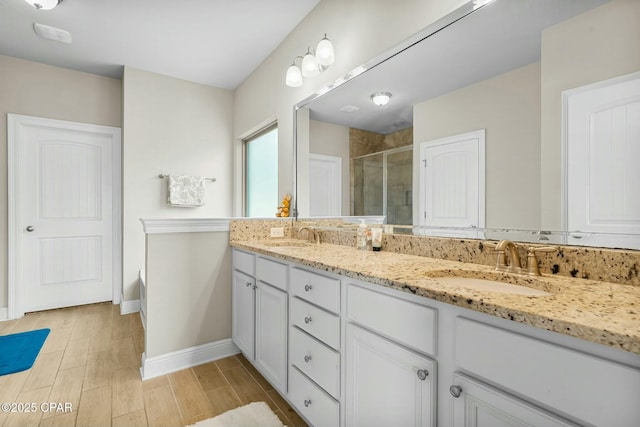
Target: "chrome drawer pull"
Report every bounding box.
[304,284,313,292]
[449,385,462,398]
[304,355,312,363]
[304,316,312,324]
[304,399,312,407]
[417,369,429,381]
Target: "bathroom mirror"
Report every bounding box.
[294,0,640,249]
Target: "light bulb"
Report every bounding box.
[316,35,335,67]
[285,63,303,87]
[371,92,392,107]
[24,0,61,10]
[301,49,320,78]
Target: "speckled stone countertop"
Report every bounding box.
[231,240,640,356]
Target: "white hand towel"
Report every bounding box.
[168,174,206,207]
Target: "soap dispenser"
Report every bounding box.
[357,220,368,250]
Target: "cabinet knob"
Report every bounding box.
[26,225,35,232]
[416,369,429,381]
[304,316,312,324]
[245,282,252,287]
[304,399,312,407]
[252,284,257,290]
[304,284,313,292]
[304,355,312,363]
[449,385,462,398]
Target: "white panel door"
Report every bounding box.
[565,73,640,249]
[345,323,436,427]
[451,374,575,427]
[255,281,288,392]
[12,115,119,313]
[309,154,342,216]
[419,130,485,228]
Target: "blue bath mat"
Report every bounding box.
[0,328,50,376]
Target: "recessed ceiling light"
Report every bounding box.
[33,23,72,44]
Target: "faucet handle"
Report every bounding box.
[526,246,556,276]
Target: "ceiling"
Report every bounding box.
[0,0,320,89]
[306,0,609,134]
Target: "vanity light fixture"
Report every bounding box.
[285,34,335,87]
[371,91,392,107]
[24,0,63,10]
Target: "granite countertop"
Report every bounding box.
[231,239,640,356]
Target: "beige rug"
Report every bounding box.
[187,402,286,427]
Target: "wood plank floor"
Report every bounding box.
[0,303,308,427]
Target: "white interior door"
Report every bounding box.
[419,130,485,229]
[309,153,342,216]
[565,72,640,249]
[9,114,121,314]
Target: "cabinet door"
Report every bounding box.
[451,373,576,427]
[232,270,255,359]
[255,281,288,391]
[346,324,436,427]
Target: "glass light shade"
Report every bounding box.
[371,92,392,107]
[285,64,303,87]
[316,35,335,67]
[301,51,320,78]
[24,0,60,10]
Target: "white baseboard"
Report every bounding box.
[140,338,240,380]
[120,298,141,315]
[0,307,7,321]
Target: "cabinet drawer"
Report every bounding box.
[233,250,255,276]
[290,326,340,398]
[256,257,287,291]
[289,366,339,427]
[347,283,437,356]
[291,297,340,350]
[291,268,340,313]
[455,317,640,426]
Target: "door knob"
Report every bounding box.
[26,226,35,232]
[449,385,462,398]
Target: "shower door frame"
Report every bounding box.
[352,146,413,221]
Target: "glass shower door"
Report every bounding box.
[386,149,413,225]
[352,153,384,216]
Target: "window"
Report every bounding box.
[245,125,278,217]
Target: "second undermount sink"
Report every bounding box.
[434,276,554,297]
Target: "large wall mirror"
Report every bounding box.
[294,0,640,249]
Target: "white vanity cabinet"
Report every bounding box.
[232,250,288,392]
[345,283,437,427]
[289,267,341,427]
[231,248,640,427]
[450,373,576,427]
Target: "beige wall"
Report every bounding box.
[413,62,541,229]
[540,0,640,229]
[309,119,350,215]
[122,67,234,301]
[145,232,231,357]
[232,0,466,216]
[0,55,122,310]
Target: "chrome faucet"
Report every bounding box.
[298,226,320,245]
[493,240,556,276]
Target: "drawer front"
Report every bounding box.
[290,326,340,398]
[233,249,255,276]
[256,256,287,291]
[291,268,340,313]
[289,366,339,427]
[347,283,437,356]
[455,317,640,426]
[291,297,340,350]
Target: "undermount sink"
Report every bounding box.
[262,240,314,248]
[434,276,554,297]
